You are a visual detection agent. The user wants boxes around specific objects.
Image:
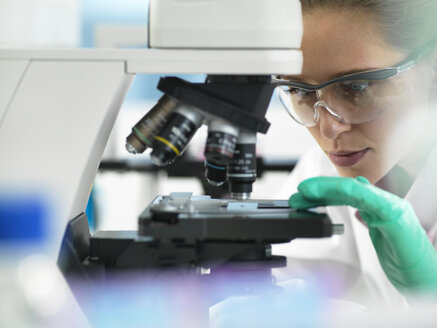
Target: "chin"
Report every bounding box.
[334,166,381,184]
[335,167,363,178]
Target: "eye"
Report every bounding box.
[340,80,370,93]
[289,88,312,97]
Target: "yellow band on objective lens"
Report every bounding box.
[154,136,180,156]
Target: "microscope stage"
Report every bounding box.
[138,193,342,242]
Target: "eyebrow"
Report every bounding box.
[330,67,380,79]
[276,45,433,90]
[281,66,380,83]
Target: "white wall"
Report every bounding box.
[0,0,79,46]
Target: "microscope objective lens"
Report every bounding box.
[227,142,257,198]
[125,95,176,154]
[151,109,202,166]
[204,130,237,164]
[204,160,227,186]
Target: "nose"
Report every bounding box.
[314,101,352,139]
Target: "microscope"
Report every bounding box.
[125,75,269,200]
[0,0,342,325]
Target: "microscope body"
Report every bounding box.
[0,0,303,255]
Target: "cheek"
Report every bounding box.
[307,126,318,139]
[366,97,430,163]
[306,126,324,148]
[358,68,433,158]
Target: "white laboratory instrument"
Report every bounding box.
[0,0,303,256]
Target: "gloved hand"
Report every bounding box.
[289,176,437,295]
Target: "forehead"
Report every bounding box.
[292,9,406,83]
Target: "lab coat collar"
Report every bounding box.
[405,140,437,230]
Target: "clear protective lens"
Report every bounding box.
[326,75,410,123]
[277,73,411,126]
[276,86,318,127]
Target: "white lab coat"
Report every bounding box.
[272,142,437,308]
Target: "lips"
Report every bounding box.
[328,148,369,167]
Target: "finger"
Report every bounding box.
[355,176,370,184]
[297,177,367,208]
[297,176,395,216]
[288,193,326,209]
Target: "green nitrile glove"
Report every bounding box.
[289,176,437,295]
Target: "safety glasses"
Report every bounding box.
[274,45,434,127]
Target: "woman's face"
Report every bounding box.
[293,9,434,183]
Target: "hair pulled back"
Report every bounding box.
[300,0,437,52]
